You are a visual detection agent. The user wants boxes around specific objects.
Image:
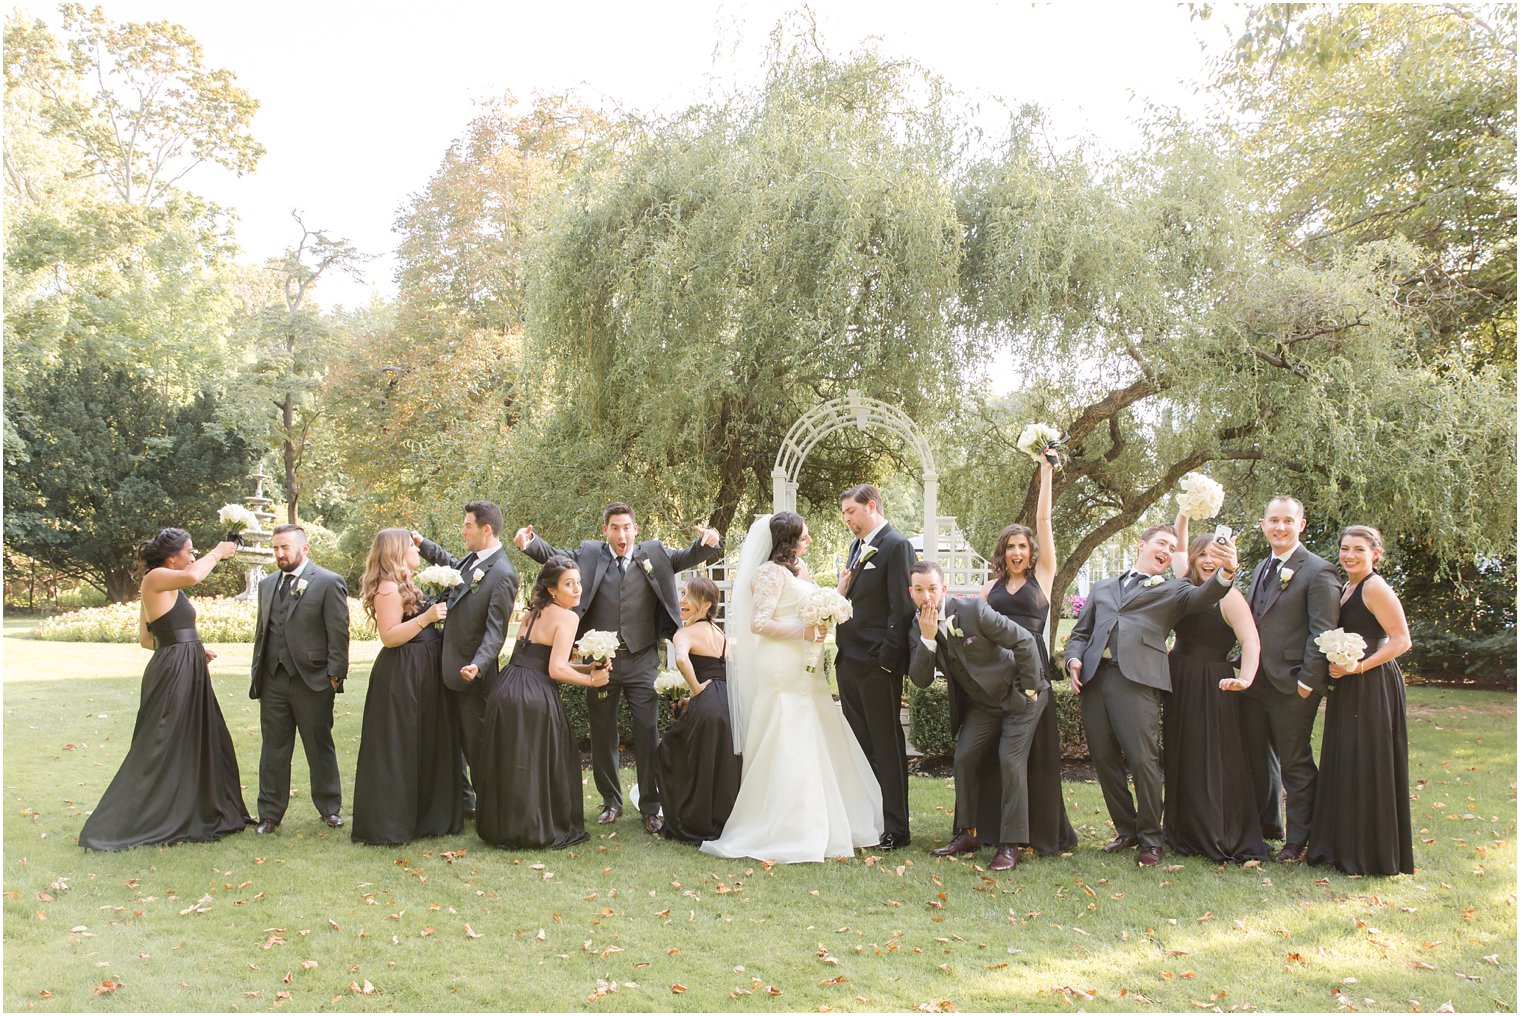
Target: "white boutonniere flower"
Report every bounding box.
[857,545,879,567]
[945,616,965,639]
[471,567,485,587]
[1142,574,1165,589]
[1278,566,1294,590]
[293,578,309,597]
[640,558,653,575]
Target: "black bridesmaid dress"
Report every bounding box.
[978,580,1078,854]
[1307,578,1413,876]
[1161,604,1269,862]
[476,625,589,850]
[351,604,463,845]
[655,630,742,844]
[80,592,251,850]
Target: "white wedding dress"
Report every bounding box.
[701,560,883,863]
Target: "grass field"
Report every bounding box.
[3,621,1514,1012]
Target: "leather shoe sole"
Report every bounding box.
[930,832,980,857]
[1136,846,1163,867]
[1102,834,1140,853]
[988,846,1019,872]
[596,806,623,825]
[1274,843,1307,863]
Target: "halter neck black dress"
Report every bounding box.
[656,625,742,844]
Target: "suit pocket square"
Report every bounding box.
[862,561,877,570]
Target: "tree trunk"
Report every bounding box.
[282,389,299,524]
[104,566,138,604]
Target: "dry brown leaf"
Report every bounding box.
[300,960,318,970]
[464,923,482,939]
[671,984,687,993]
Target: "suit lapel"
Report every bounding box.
[453,553,494,606]
[259,576,275,634]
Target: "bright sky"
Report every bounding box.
[23,1,1234,309]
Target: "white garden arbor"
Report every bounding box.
[769,390,989,594]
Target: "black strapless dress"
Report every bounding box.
[1162,604,1268,861]
[79,592,251,850]
[351,606,463,845]
[978,581,1077,853]
[656,646,742,844]
[1307,578,1413,876]
[476,637,589,850]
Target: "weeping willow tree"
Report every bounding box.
[513,23,972,541]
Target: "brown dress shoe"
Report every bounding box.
[988,846,1019,872]
[930,832,980,857]
[1274,842,1307,863]
[1136,846,1163,867]
[1102,834,1140,853]
[321,814,343,829]
[254,819,279,835]
[642,813,663,836]
[596,805,622,825]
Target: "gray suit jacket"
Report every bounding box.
[1246,545,1340,695]
[908,596,1046,714]
[250,562,350,698]
[520,534,722,645]
[1065,571,1231,692]
[418,541,519,694]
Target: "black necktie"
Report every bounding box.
[617,556,626,574]
[460,552,478,574]
[1254,558,1281,609]
[276,572,294,599]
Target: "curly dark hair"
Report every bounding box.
[137,528,191,571]
[524,555,578,627]
[990,523,1039,582]
[683,575,721,623]
[768,512,805,575]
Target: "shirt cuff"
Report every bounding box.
[1297,681,1313,692]
[919,636,937,653]
[1215,569,1237,585]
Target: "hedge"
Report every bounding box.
[33,597,379,642]
[908,677,1088,761]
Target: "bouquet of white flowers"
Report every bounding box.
[414,565,463,627]
[1016,422,1064,468]
[576,630,620,663]
[218,504,258,543]
[654,669,690,701]
[1314,628,1369,670]
[1175,472,1225,521]
[799,587,852,674]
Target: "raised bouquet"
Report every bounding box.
[1175,472,1225,521]
[218,504,258,544]
[1314,628,1369,671]
[414,565,463,626]
[1016,422,1064,468]
[800,587,853,674]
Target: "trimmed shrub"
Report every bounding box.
[34,597,378,643]
[908,677,1088,761]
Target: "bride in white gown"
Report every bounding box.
[701,512,883,863]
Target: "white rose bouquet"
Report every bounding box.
[800,588,853,674]
[576,629,621,698]
[415,565,464,627]
[1175,472,1225,521]
[1016,422,1064,468]
[1314,628,1369,671]
[218,504,258,544]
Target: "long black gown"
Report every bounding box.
[476,628,589,850]
[351,604,463,845]
[972,581,1078,854]
[80,592,251,850]
[1162,603,1269,862]
[656,631,742,844]
[1306,578,1413,876]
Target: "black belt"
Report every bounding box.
[154,628,201,647]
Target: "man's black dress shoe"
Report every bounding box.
[874,833,910,852]
[597,805,623,825]
[322,814,343,829]
[1274,842,1307,863]
[1101,834,1140,853]
[254,819,279,835]
[642,813,663,836]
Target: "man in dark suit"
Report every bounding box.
[1240,495,1340,863]
[1064,524,1238,866]
[907,560,1046,871]
[835,484,918,851]
[250,523,350,834]
[414,500,519,818]
[514,503,722,835]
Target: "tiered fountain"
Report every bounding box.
[233,465,278,600]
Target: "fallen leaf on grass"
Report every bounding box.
[93,979,122,996]
[300,961,318,970]
[38,990,53,999]
[671,984,687,994]
[347,980,377,995]
[464,923,482,939]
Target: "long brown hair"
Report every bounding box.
[360,528,424,620]
[990,523,1039,582]
[1183,534,1215,587]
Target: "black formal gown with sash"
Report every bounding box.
[80,592,251,850]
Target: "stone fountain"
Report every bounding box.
[232,465,278,600]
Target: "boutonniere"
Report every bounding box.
[857,545,879,567]
[1278,566,1294,590]
[1142,574,1165,589]
[293,578,309,597]
[640,558,654,575]
[471,567,485,587]
[945,616,965,639]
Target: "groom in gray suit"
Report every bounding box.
[1065,524,1238,866]
[907,560,1046,871]
[250,523,350,833]
[1240,495,1340,863]
[515,503,722,835]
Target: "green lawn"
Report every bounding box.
[3,620,1515,1012]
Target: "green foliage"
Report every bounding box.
[3,350,259,601]
[32,596,377,643]
[909,677,1087,761]
[1393,543,1517,688]
[559,683,680,750]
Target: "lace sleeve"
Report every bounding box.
[751,563,806,641]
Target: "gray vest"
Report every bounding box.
[265,578,295,677]
[582,557,659,653]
